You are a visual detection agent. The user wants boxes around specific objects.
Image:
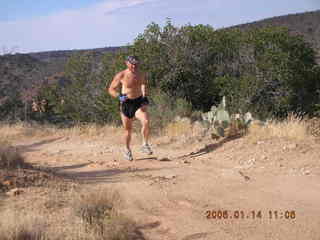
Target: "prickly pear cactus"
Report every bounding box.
[201,96,252,139]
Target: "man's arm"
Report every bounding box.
[141,73,148,97]
[108,72,122,98]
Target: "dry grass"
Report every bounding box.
[73,188,122,227]
[0,187,143,240]
[0,122,27,139]
[59,124,123,139]
[163,118,193,138]
[71,188,143,239]
[246,114,314,143]
[0,122,56,139]
[162,114,318,144]
[0,210,49,240]
[0,122,123,141]
[1,115,318,145]
[163,114,320,142]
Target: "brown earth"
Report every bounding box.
[2,128,320,240]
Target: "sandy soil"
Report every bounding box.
[10,129,320,240]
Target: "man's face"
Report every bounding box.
[126,61,138,72]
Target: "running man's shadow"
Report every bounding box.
[57,166,175,184]
[177,134,243,159]
[135,157,158,161]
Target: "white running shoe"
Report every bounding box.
[123,149,133,161]
[141,144,153,155]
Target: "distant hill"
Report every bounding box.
[28,46,121,62]
[228,10,320,62]
[0,46,122,107]
[28,46,122,75]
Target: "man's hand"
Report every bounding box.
[108,71,123,98]
[119,94,128,103]
[141,96,149,106]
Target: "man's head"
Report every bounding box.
[125,55,139,72]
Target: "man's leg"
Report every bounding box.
[121,113,133,160]
[135,106,153,154]
[135,106,150,145]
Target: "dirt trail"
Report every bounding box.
[17,133,320,240]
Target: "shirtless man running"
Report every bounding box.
[108,56,153,161]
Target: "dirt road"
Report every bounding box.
[17,131,320,240]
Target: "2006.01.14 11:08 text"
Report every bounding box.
[205,210,296,220]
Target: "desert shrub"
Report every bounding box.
[73,189,120,227]
[148,90,193,133]
[306,117,320,138]
[72,188,143,239]
[0,142,26,169]
[0,210,48,240]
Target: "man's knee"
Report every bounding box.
[124,128,132,138]
[141,117,149,126]
[123,121,132,132]
[124,124,132,132]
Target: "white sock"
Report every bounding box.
[125,147,131,152]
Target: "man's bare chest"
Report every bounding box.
[122,74,142,88]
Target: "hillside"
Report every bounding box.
[28,46,121,73]
[28,46,121,62]
[229,10,320,61]
[0,46,121,102]
[0,46,121,82]
[29,46,122,76]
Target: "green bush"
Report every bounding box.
[131,22,320,120]
[148,90,193,133]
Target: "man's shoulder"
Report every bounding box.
[117,70,127,77]
[114,70,126,81]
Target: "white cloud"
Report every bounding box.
[0,0,157,53]
[100,0,154,15]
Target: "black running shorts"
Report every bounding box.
[120,96,149,119]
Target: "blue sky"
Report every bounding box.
[1,0,319,53]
